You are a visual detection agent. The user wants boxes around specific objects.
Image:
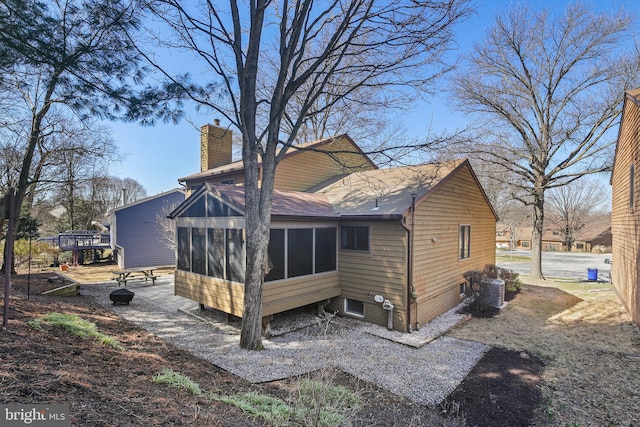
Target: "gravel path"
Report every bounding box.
[82,278,489,406]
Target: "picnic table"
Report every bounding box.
[112,268,160,287]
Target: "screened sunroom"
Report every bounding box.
[170,184,341,319]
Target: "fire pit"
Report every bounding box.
[109,288,135,305]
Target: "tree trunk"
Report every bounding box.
[240,152,266,349]
[530,190,545,279]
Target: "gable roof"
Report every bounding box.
[177,134,377,184]
[111,188,185,214]
[312,160,462,217]
[314,159,498,220]
[171,159,497,222]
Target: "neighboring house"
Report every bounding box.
[170,123,497,332]
[496,227,562,251]
[496,224,611,253]
[573,224,612,253]
[109,188,185,269]
[611,88,640,327]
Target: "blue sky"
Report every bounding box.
[108,0,635,196]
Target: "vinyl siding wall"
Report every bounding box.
[114,191,184,269]
[274,138,375,192]
[329,221,409,331]
[611,96,640,326]
[412,164,496,326]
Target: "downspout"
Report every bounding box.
[410,194,418,331]
[402,194,418,332]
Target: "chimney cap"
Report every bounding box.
[213,119,220,126]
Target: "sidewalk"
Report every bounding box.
[82,275,489,407]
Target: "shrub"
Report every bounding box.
[463,264,522,311]
[463,269,492,313]
[499,267,522,300]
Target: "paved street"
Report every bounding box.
[497,250,612,281]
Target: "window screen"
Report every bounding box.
[265,229,285,281]
[177,227,190,271]
[191,228,206,275]
[315,228,337,273]
[182,196,206,217]
[207,228,225,279]
[287,228,313,278]
[226,229,245,283]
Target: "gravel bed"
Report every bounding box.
[82,281,490,406]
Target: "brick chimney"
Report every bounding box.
[200,120,232,171]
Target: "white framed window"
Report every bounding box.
[344,298,365,317]
[459,225,471,260]
[459,282,466,297]
[630,164,635,209]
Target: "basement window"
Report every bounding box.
[459,282,466,297]
[344,299,365,318]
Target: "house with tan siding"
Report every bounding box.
[611,88,640,327]
[171,123,497,332]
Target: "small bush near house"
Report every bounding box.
[499,268,522,300]
[463,264,522,314]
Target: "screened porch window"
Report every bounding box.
[207,228,225,278]
[265,227,337,282]
[288,228,314,278]
[191,228,206,275]
[265,229,285,281]
[177,227,190,271]
[177,226,245,283]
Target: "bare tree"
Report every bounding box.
[156,201,179,251]
[25,119,115,230]
[450,2,640,278]
[546,178,608,251]
[144,0,472,349]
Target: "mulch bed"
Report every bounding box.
[1,273,545,426]
[444,348,545,426]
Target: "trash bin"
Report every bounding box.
[587,268,598,281]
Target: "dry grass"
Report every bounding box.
[448,278,640,426]
[37,264,176,283]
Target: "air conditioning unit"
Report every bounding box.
[482,279,506,309]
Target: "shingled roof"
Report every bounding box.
[313,160,467,218]
[175,159,480,221]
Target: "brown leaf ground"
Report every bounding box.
[1,265,552,426]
